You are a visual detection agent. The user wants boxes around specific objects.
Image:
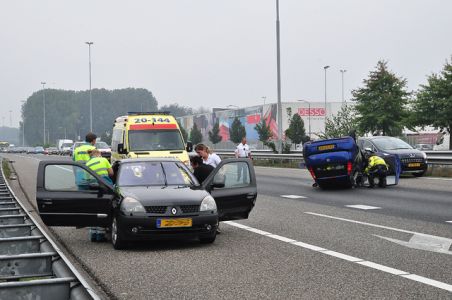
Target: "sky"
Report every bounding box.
[1,0,451,127]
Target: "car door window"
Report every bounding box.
[44,164,97,191]
[213,162,251,189]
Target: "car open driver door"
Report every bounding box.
[36,161,115,227]
[202,158,257,221]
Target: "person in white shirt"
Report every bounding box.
[195,144,221,168]
[235,137,251,182]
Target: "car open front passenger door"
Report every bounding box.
[36,161,115,227]
[203,158,257,221]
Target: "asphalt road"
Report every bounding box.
[3,153,452,299]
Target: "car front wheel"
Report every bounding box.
[111,216,127,250]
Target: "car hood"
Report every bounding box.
[117,186,209,206]
[379,149,425,158]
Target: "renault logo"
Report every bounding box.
[171,207,177,215]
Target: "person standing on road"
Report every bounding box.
[235,137,251,182]
[190,155,214,184]
[72,133,97,189]
[195,144,221,168]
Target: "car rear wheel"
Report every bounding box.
[111,216,127,250]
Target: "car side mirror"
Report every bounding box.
[186,141,193,153]
[118,143,127,154]
[364,147,372,152]
[212,182,225,189]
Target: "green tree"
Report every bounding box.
[352,60,410,136]
[254,118,273,145]
[322,104,359,139]
[229,117,246,144]
[409,57,452,149]
[208,121,222,144]
[177,121,188,143]
[190,123,203,144]
[285,112,308,145]
[160,103,193,117]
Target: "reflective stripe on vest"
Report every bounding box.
[87,157,110,176]
[74,144,95,163]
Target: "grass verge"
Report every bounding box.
[2,159,11,178]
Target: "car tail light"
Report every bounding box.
[308,167,316,179]
[347,161,352,175]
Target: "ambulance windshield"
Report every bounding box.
[128,129,184,151]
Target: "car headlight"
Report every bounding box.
[200,195,217,212]
[421,152,427,159]
[121,197,146,213]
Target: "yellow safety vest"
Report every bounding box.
[86,157,111,176]
[365,155,388,173]
[73,144,96,163]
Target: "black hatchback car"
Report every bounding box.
[357,136,428,177]
[36,158,257,249]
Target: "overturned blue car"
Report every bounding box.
[303,136,401,189]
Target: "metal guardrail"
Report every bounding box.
[0,160,100,299]
[215,150,452,165]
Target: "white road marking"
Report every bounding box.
[224,221,452,292]
[423,177,452,181]
[345,205,381,210]
[375,234,452,255]
[281,195,307,199]
[446,221,452,224]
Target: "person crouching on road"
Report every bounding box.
[364,151,389,188]
[86,149,114,242]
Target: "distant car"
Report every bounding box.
[358,136,427,177]
[414,144,433,151]
[34,146,45,154]
[47,147,59,155]
[60,143,74,156]
[95,141,112,161]
[26,147,36,154]
[36,158,257,249]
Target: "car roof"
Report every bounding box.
[120,157,180,164]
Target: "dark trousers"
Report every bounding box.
[367,165,387,188]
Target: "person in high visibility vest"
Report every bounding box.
[86,148,114,242]
[72,133,97,188]
[364,151,389,188]
[86,149,114,185]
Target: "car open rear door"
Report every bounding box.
[36,160,114,227]
[203,158,257,221]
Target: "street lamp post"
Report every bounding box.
[323,66,330,131]
[340,69,347,103]
[86,42,94,132]
[9,110,12,127]
[276,0,283,154]
[41,82,46,145]
[21,101,26,146]
[297,100,311,138]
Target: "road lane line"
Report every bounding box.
[446,221,452,224]
[345,205,381,210]
[224,221,452,292]
[281,195,307,199]
[356,261,409,275]
[304,212,415,234]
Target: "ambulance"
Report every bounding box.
[111,112,192,165]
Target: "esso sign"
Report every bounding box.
[298,108,325,116]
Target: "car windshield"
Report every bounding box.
[372,137,413,150]
[95,142,109,149]
[62,143,72,148]
[128,129,184,151]
[117,161,195,187]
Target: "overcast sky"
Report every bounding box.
[1,0,451,127]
